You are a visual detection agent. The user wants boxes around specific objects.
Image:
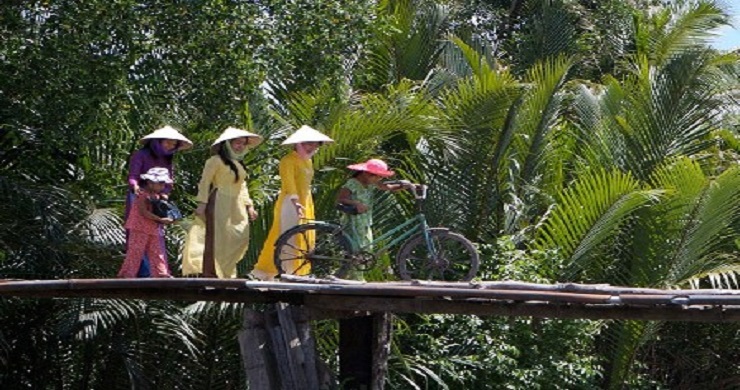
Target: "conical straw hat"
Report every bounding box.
[140,125,193,150]
[281,125,334,145]
[210,127,263,153]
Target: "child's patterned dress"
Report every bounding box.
[339,178,377,280]
[117,192,170,278]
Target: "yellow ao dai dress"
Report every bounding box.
[251,151,314,279]
[183,155,254,278]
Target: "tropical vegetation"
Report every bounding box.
[2,0,740,388]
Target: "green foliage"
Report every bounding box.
[640,321,740,389]
[505,0,581,75]
[534,169,662,282]
[0,298,202,389]
[390,313,603,389]
[357,0,456,90]
[2,0,740,388]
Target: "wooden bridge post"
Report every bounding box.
[339,312,392,390]
[240,303,330,390]
[240,303,392,390]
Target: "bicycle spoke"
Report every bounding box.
[277,242,304,258]
[291,259,311,275]
[434,239,467,280]
[397,229,479,281]
[402,255,428,277]
[274,224,353,278]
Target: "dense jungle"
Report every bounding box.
[2,0,740,388]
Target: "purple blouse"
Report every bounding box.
[127,149,174,194]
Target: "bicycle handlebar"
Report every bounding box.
[383,180,427,199]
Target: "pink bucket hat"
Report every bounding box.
[347,159,395,177]
[140,167,173,184]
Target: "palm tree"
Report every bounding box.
[532,5,739,380]
[2,0,739,388]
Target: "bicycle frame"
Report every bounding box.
[343,183,437,259]
[343,213,427,255]
[272,182,477,280]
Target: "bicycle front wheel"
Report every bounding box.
[396,228,479,281]
[274,223,354,278]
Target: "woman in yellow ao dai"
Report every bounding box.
[250,125,333,280]
[182,127,262,278]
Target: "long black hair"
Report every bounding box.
[217,142,247,183]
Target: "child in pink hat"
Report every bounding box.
[118,167,175,278]
[336,158,410,280]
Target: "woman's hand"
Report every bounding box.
[194,203,206,219]
[293,201,305,218]
[247,205,258,221]
[133,184,142,195]
[160,217,174,225]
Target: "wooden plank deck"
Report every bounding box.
[1,277,740,322]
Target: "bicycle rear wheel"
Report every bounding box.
[396,228,479,281]
[274,223,354,278]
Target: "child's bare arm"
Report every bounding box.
[377,180,413,191]
[337,188,368,213]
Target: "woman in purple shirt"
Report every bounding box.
[125,125,192,277]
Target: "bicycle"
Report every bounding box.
[272,181,479,281]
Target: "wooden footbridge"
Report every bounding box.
[2,276,740,321]
[2,277,740,389]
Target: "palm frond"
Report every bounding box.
[689,259,740,289]
[573,51,726,180]
[658,164,740,286]
[570,80,629,170]
[509,0,580,73]
[603,319,662,390]
[72,208,126,248]
[649,0,730,64]
[515,55,573,188]
[533,169,662,281]
[421,44,521,238]
[361,0,454,89]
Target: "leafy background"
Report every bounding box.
[2,0,740,388]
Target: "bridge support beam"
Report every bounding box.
[240,304,391,389]
[339,312,392,390]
